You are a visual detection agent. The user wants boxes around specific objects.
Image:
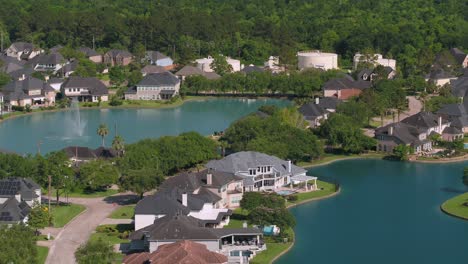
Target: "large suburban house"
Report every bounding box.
[2,76,56,107]
[123,240,228,264]
[206,151,313,192]
[134,169,242,231]
[425,66,457,87]
[61,77,109,102]
[34,53,66,72]
[450,73,468,100]
[434,48,468,69]
[375,112,461,153]
[145,51,174,70]
[437,101,468,133]
[62,146,117,165]
[297,51,338,71]
[298,97,341,128]
[195,56,242,73]
[78,47,102,63]
[0,177,41,225]
[323,75,372,100]
[175,65,221,81]
[5,42,43,61]
[103,49,133,66]
[125,72,180,100]
[353,53,397,71]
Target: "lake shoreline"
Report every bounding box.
[440,193,468,221]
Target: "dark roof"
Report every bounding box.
[442,126,462,134]
[316,97,342,110]
[93,147,118,159]
[10,42,35,52]
[202,71,221,80]
[105,49,132,58]
[134,193,190,216]
[160,169,242,192]
[437,102,468,117]
[0,198,31,223]
[323,75,372,91]
[137,72,180,87]
[141,65,167,74]
[426,66,456,80]
[62,77,108,95]
[450,116,468,129]
[0,55,24,74]
[451,76,468,98]
[0,177,40,200]
[241,65,265,74]
[146,51,170,62]
[450,48,467,65]
[2,77,54,101]
[36,53,65,65]
[49,45,63,54]
[299,102,328,119]
[78,47,100,57]
[175,66,204,77]
[400,112,448,131]
[62,60,79,73]
[62,146,97,160]
[7,67,34,80]
[375,122,425,146]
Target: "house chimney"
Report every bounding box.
[207,173,213,185]
[182,193,188,207]
[315,97,319,105]
[438,116,442,132]
[388,126,393,136]
[287,160,292,173]
[20,74,25,81]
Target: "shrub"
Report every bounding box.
[12,105,25,112]
[286,195,298,202]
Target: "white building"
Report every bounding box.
[297,51,339,71]
[353,53,397,71]
[195,55,242,73]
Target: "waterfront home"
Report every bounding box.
[0,177,41,225]
[195,56,242,73]
[5,42,43,61]
[145,51,174,70]
[61,77,109,102]
[78,47,102,63]
[2,76,56,107]
[437,100,468,133]
[48,78,64,92]
[129,214,263,254]
[134,169,239,230]
[299,98,330,128]
[103,49,133,66]
[33,53,66,73]
[323,75,371,100]
[297,50,338,71]
[175,65,221,81]
[375,112,461,153]
[62,146,117,165]
[450,72,468,100]
[125,72,180,100]
[206,151,309,192]
[123,240,228,264]
[353,53,397,71]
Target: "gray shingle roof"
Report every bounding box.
[451,76,468,98]
[206,151,306,177]
[105,49,132,58]
[323,75,371,90]
[146,51,169,61]
[450,48,467,65]
[62,77,108,96]
[442,126,462,134]
[141,65,167,74]
[78,47,100,57]
[0,198,31,223]
[299,102,328,119]
[36,53,65,65]
[0,177,40,200]
[134,193,190,216]
[175,65,204,76]
[10,42,35,52]
[375,122,424,146]
[241,65,265,74]
[137,72,180,87]
[400,112,448,131]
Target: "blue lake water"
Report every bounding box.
[0,98,290,154]
[277,159,468,264]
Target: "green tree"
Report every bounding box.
[120,168,164,198]
[74,58,97,77]
[112,135,125,157]
[75,238,116,264]
[0,72,11,87]
[28,203,51,229]
[393,144,413,161]
[210,55,233,76]
[79,160,119,191]
[109,66,126,86]
[248,207,296,230]
[97,124,109,147]
[0,224,37,264]
[240,192,285,212]
[39,151,74,204]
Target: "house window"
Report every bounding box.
[249,169,256,175]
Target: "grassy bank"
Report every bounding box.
[441,192,468,220]
[298,153,385,168]
[251,228,294,264]
[37,245,49,264]
[52,204,86,227]
[286,180,337,207]
[109,205,135,219]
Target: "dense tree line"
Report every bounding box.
[0,225,38,264]
[0,0,466,76]
[182,69,340,97]
[222,106,323,162]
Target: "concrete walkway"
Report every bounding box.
[44,193,137,264]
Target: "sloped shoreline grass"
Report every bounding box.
[441,192,468,220]
[52,204,86,227]
[109,205,135,219]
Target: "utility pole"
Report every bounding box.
[92,35,95,50]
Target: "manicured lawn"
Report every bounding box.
[224,208,249,228]
[109,205,135,219]
[89,232,130,245]
[52,204,86,227]
[441,192,468,220]
[297,153,384,168]
[37,246,49,264]
[286,180,337,207]
[250,242,292,264]
[90,224,133,245]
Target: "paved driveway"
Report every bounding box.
[44,194,136,264]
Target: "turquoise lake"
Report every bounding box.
[0,98,290,154]
[277,159,468,264]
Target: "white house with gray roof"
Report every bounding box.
[0,177,41,225]
[61,77,109,102]
[206,151,307,192]
[5,42,43,61]
[125,71,180,100]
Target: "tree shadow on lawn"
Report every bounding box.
[104,194,139,205]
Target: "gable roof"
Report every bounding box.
[9,42,35,52]
[134,193,190,216]
[206,151,306,177]
[141,65,167,74]
[450,48,467,65]
[62,77,108,95]
[0,177,40,200]
[175,65,204,77]
[451,76,468,98]
[137,72,180,87]
[146,51,170,61]
[0,198,31,223]
[105,49,132,58]
[299,102,328,119]
[36,53,65,65]
[123,240,228,264]
[400,112,447,131]
[78,47,100,57]
[375,122,425,146]
[323,75,372,91]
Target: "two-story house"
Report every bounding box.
[0,177,41,225]
[78,47,102,63]
[6,42,43,61]
[206,151,308,192]
[34,53,66,73]
[61,77,109,102]
[125,72,180,100]
[103,49,133,66]
[323,75,372,100]
[2,76,56,108]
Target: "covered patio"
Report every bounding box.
[290,175,318,191]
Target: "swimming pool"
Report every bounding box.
[276,190,295,196]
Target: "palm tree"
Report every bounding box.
[97,124,109,147]
[112,135,125,157]
[218,140,229,157]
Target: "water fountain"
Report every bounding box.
[69,98,86,137]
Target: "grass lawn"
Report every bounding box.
[90,224,133,245]
[250,242,292,264]
[286,180,337,207]
[109,205,135,219]
[52,204,86,227]
[37,246,49,264]
[441,192,468,220]
[298,153,385,168]
[224,208,249,229]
